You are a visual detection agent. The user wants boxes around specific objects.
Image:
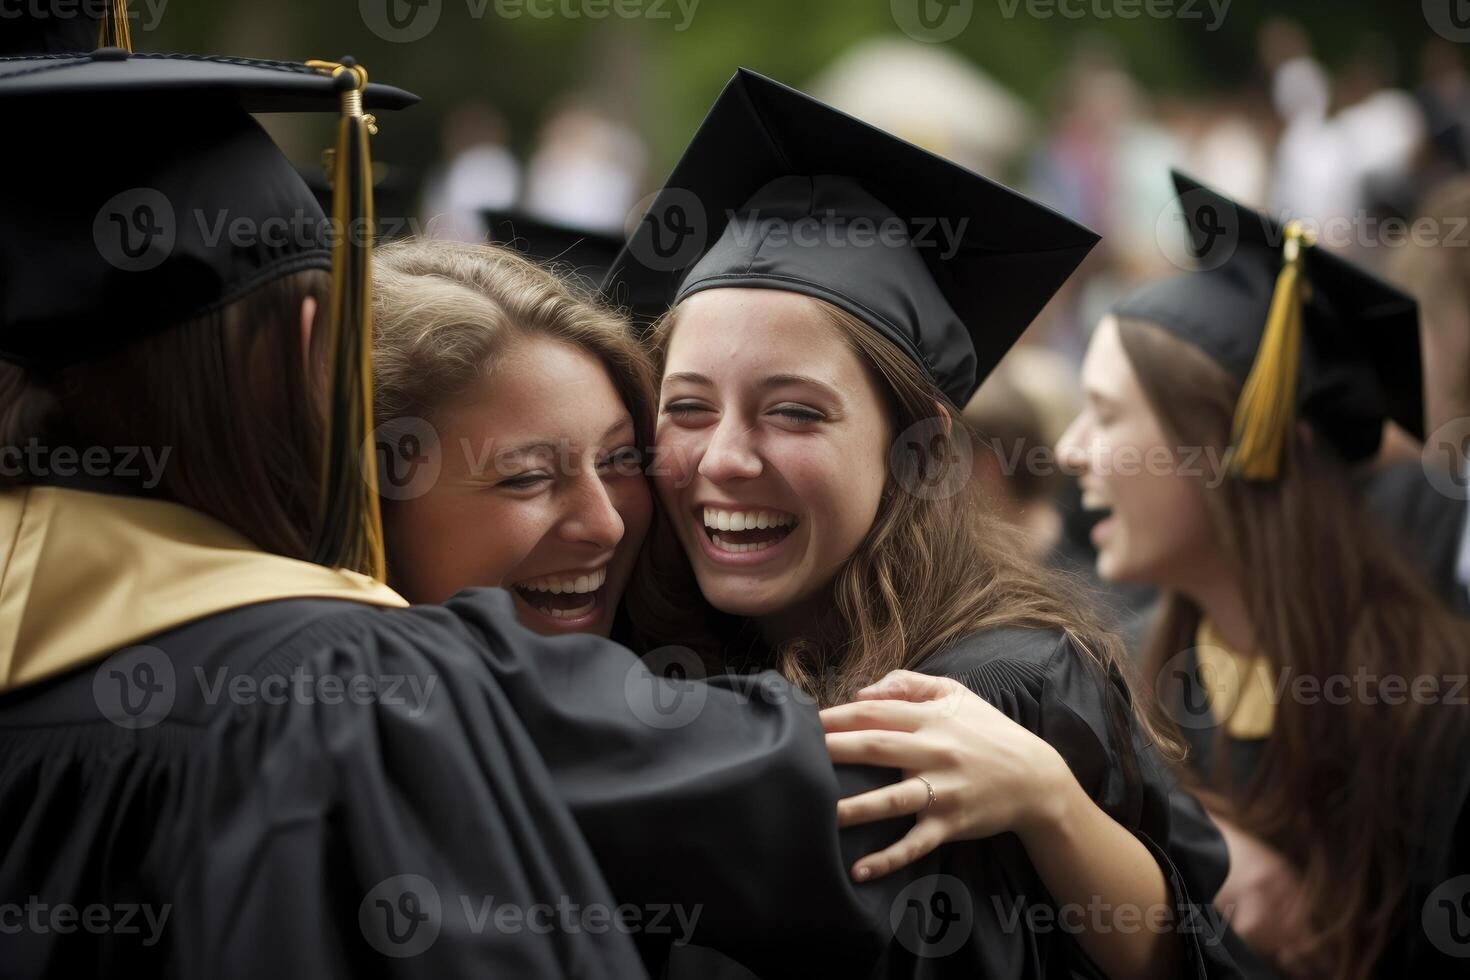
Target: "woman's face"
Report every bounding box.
[1056,316,1214,587]
[654,288,891,622]
[383,336,651,637]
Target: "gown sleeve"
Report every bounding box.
[915,629,1241,980]
[172,589,908,980]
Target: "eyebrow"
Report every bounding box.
[496,414,635,460]
[662,371,843,401]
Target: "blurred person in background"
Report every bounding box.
[1058,173,1470,979]
[419,102,521,242]
[523,97,646,235]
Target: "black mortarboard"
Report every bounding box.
[482,210,625,291]
[1113,171,1422,476]
[601,68,1098,407]
[0,45,417,579]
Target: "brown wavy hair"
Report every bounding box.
[628,298,1178,764]
[1118,314,1470,979]
[371,240,656,454]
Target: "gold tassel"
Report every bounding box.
[1228,220,1315,481]
[97,0,133,51]
[305,59,387,581]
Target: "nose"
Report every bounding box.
[558,470,626,551]
[1055,413,1092,476]
[697,416,762,484]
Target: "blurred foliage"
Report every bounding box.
[141,0,1462,186]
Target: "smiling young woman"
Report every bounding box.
[371,239,655,637]
[611,70,1239,980]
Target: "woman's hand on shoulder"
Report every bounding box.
[820,669,1076,882]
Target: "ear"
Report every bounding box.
[300,295,318,359]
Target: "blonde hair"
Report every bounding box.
[371,239,656,446]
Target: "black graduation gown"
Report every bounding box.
[0,589,910,979]
[668,627,1240,979]
[1176,648,1470,978]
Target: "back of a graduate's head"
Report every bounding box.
[0,268,332,562]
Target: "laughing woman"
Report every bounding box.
[1055,174,1470,979]
[610,71,1237,979]
[371,238,654,636]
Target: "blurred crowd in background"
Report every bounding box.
[148,3,1470,588]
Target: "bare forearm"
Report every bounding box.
[1018,759,1184,980]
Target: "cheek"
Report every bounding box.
[609,475,653,551]
[652,426,702,502]
[389,492,549,597]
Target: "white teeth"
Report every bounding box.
[710,534,778,554]
[546,598,596,619]
[517,567,607,595]
[702,508,796,531]
[1080,491,1112,513]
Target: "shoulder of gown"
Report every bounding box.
[0,588,907,979]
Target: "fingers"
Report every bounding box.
[819,699,930,734]
[851,818,946,882]
[836,776,934,828]
[855,670,961,703]
[824,730,945,770]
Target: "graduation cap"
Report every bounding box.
[601,68,1098,407]
[482,210,625,290]
[0,41,418,580]
[1113,171,1422,479]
